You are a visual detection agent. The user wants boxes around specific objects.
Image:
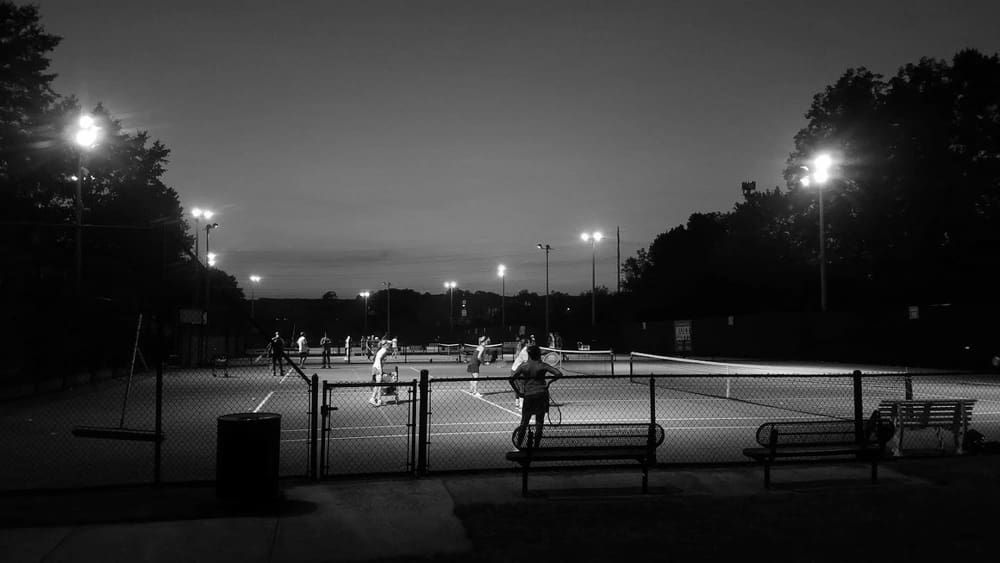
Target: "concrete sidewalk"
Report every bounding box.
[2,455,997,562]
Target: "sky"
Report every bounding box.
[36,0,1000,299]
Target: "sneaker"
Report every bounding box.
[473,392,483,398]
[368,398,379,406]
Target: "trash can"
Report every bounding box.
[216,412,281,503]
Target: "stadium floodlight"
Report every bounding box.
[249,275,262,318]
[800,153,834,313]
[581,231,603,328]
[72,114,102,295]
[444,281,457,334]
[537,244,552,340]
[207,252,217,267]
[497,265,506,335]
[190,208,215,262]
[359,291,371,335]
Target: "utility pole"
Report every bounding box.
[617,226,621,294]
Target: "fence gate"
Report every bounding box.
[320,379,417,477]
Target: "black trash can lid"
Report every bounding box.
[218,412,281,423]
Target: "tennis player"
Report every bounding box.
[467,336,488,397]
[296,332,309,366]
[344,334,351,363]
[320,333,332,368]
[509,345,562,448]
[369,340,390,406]
[266,332,285,376]
[510,338,530,409]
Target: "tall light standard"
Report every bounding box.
[249,275,261,319]
[72,114,101,294]
[800,154,833,313]
[359,291,370,335]
[497,265,506,337]
[537,243,551,339]
[383,282,391,336]
[444,281,457,335]
[581,231,604,327]
[190,208,214,262]
[203,221,219,363]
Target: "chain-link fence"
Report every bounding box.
[3,363,997,491]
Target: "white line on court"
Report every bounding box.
[254,391,274,413]
[461,390,521,417]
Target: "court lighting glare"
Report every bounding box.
[359,291,370,298]
[207,252,218,267]
[249,275,261,284]
[497,265,506,277]
[73,114,101,148]
[444,281,457,289]
[191,208,215,220]
[799,153,836,313]
[580,231,604,242]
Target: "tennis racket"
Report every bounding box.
[546,389,562,426]
[542,351,562,369]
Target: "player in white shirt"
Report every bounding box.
[344,335,351,363]
[510,338,530,409]
[296,332,309,366]
[369,341,390,406]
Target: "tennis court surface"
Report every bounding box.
[2,349,998,490]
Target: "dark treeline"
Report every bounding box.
[625,49,1000,319]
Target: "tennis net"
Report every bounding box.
[539,347,616,376]
[629,351,911,418]
[461,342,505,363]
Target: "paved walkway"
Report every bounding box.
[2,455,998,562]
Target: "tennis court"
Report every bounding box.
[2,349,998,491]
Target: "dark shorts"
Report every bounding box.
[467,359,481,373]
[523,393,549,416]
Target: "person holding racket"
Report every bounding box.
[510,338,530,410]
[509,345,562,448]
[467,335,488,397]
[368,340,391,407]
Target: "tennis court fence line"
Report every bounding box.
[7,352,995,491]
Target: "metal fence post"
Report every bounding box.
[154,359,163,485]
[310,373,319,479]
[853,370,864,445]
[417,369,429,475]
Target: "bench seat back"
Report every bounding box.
[756,420,863,449]
[512,423,665,451]
[877,400,975,427]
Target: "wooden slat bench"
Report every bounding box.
[742,414,892,488]
[877,399,976,455]
[505,423,665,496]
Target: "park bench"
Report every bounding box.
[504,422,665,496]
[877,399,976,455]
[742,414,892,488]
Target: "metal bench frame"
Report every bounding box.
[743,415,890,488]
[877,399,976,455]
[504,422,665,496]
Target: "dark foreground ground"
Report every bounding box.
[2,453,997,562]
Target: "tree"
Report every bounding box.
[322,290,338,300]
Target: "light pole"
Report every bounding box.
[72,114,101,294]
[581,231,604,327]
[249,275,261,319]
[444,281,457,335]
[497,265,506,337]
[359,291,370,335]
[800,154,833,313]
[536,244,551,340]
[203,221,219,363]
[191,208,214,262]
[383,282,391,336]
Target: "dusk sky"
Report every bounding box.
[37,0,1000,298]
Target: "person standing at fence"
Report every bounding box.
[510,338,530,410]
[369,340,390,406]
[467,336,488,397]
[320,332,332,368]
[391,336,399,359]
[296,332,309,366]
[510,345,562,448]
[267,332,285,376]
[344,334,351,363]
